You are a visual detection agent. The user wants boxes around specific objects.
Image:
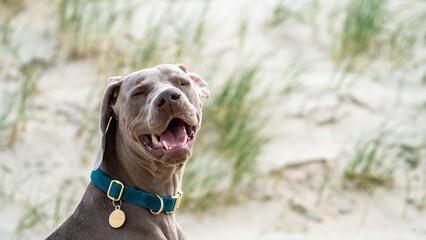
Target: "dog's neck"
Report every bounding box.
[100,125,185,197]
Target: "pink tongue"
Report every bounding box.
[159,125,186,147]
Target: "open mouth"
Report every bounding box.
[142,118,196,152]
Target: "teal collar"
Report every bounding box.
[90,168,182,214]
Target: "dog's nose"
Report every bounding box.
[156,88,182,108]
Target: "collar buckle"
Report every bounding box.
[107,180,124,201]
[167,190,183,213]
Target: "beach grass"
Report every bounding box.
[0,61,39,145]
[11,176,79,236]
[53,181,77,227]
[1,0,425,237]
[344,129,397,190]
[0,91,17,134]
[333,0,388,66]
[182,63,271,210]
[57,0,135,59]
[344,126,425,191]
[15,201,49,236]
[267,1,290,28]
[0,0,25,44]
[206,64,269,185]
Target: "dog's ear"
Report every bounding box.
[188,72,210,98]
[176,63,187,73]
[93,76,123,170]
[176,64,210,98]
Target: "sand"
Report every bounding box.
[0,0,425,239]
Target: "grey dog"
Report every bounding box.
[47,64,209,239]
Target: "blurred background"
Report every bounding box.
[0,0,425,239]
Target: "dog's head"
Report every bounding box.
[94,64,209,169]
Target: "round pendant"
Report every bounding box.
[109,209,126,228]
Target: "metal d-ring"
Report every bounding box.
[150,195,164,215]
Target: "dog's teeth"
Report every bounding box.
[182,125,186,133]
[163,141,170,150]
[152,135,159,146]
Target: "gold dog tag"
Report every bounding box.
[109,207,126,228]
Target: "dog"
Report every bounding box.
[47,64,209,239]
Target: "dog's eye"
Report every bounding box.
[132,91,146,97]
[180,80,191,86]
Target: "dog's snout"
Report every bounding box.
[171,92,181,100]
[156,88,182,108]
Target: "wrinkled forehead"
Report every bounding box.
[121,64,187,91]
